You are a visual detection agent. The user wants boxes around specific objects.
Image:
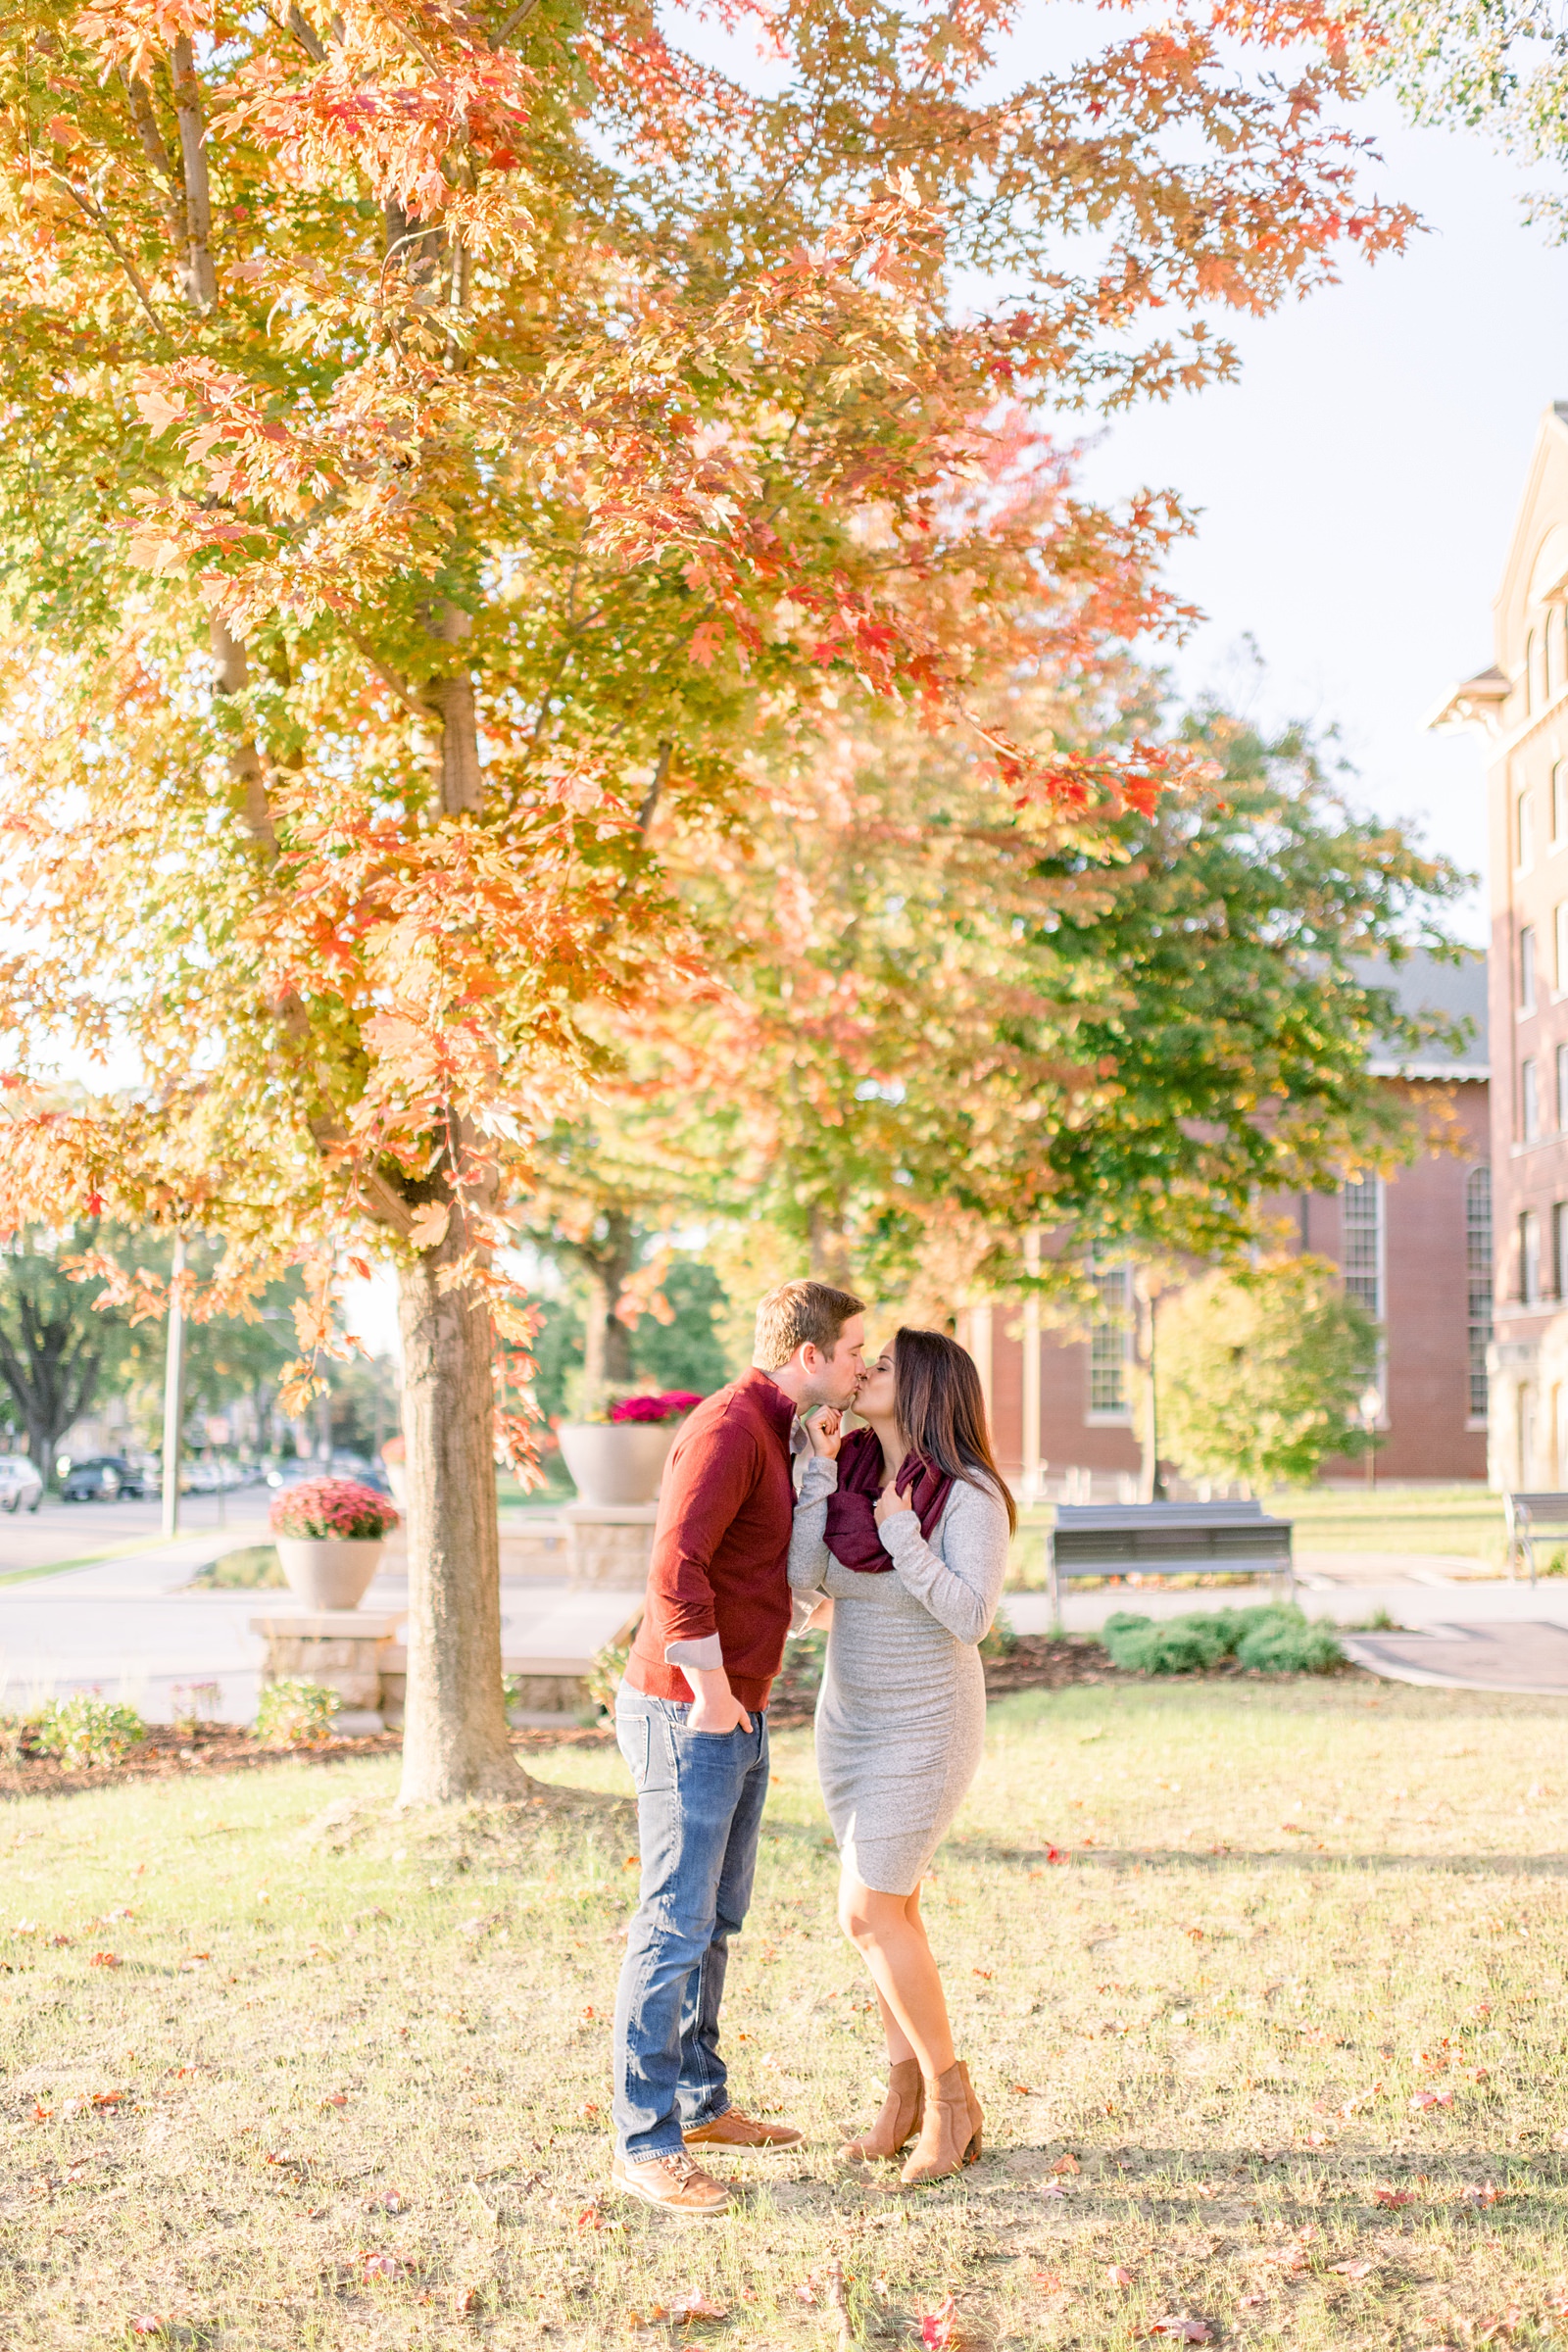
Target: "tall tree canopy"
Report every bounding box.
[621,694,1470,1312]
[0,0,1414,1799]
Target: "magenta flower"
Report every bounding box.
[270,1478,400,1541]
[609,1392,703,1425]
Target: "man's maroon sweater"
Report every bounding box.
[623,1367,797,1711]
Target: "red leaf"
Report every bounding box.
[1147,2323,1210,2344]
[670,2289,729,2322]
[920,2296,958,2349]
[1372,2184,1413,2208]
[687,620,728,668]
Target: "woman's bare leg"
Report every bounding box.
[839,1872,955,2079]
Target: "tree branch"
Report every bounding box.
[284,4,328,63]
[50,172,165,335]
[490,0,543,49]
[171,34,218,312]
[636,738,672,837]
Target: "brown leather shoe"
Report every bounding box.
[611,2149,731,2214]
[842,2059,924,2161]
[683,2106,805,2150]
[899,2060,983,2185]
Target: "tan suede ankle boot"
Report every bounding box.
[899,2060,983,2185]
[841,2059,924,2161]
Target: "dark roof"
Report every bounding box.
[1356,951,1489,1080]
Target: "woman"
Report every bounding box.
[789,1326,1014,2185]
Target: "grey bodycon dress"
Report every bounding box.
[787,1454,1010,1895]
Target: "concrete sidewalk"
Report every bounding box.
[0,1518,640,1723]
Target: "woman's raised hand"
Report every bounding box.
[873,1478,913,1527]
[805,1405,844,1459]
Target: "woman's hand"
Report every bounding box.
[873,1479,913,1528]
[804,1405,844,1459]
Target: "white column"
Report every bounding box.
[968,1302,995,1438]
[1021,1228,1042,1501]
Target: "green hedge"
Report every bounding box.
[1102,1604,1343,1677]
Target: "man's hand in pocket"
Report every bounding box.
[686,1665,752,1736]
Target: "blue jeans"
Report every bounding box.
[612,1684,770,2162]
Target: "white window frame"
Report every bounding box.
[1086,1262,1134,1426]
[1524,1056,1542,1142]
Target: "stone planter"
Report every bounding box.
[558,1419,684,1507]
[275,1536,385,1610]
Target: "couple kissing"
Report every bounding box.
[610,1280,1016,2214]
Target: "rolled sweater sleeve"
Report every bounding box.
[649,1416,762,1668]
[878,1478,1009,1644]
[788,1454,838,1594]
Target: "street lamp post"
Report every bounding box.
[1358,1383,1382,1494]
[162,1235,186,1542]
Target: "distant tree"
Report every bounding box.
[657,695,1471,1308]
[1156,1256,1379,1491]
[0,1227,130,1483]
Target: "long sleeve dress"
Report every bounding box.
[787,1453,1010,1895]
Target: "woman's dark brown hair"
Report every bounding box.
[892,1327,1017,1535]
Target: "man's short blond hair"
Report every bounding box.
[754,1280,864,1371]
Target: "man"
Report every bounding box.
[609,1279,867,2214]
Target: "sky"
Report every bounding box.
[1062,89,1568,948]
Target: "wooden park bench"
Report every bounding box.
[1502,1491,1568,1586]
[1047,1499,1295,1624]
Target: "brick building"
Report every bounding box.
[956,953,1491,1494]
[1435,400,1568,1486]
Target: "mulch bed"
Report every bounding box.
[0,1635,1291,1797]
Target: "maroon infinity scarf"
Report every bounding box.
[821,1425,954,1575]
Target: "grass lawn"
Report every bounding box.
[1006,1487,1508,1587]
[1260,1487,1506,1564]
[4,1679,1568,2349]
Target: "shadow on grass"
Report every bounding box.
[963,1840,1568,1876]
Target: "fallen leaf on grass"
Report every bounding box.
[1030,2272,1063,2290]
[1460,2180,1501,2207]
[1040,2181,1069,2201]
[972,1967,993,1980]
[1146,2322,1210,2343]
[1332,2260,1374,2279]
[29,2100,52,2123]
[1106,2267,1135,2288]
[670,2289,729,2323]
[1475,2312,1523,2345]
[1342,2082,1386,2118]
[1051,2151,1081,2175]
[360,2249,417,2281]
[451,2284,482,2317]
[575,2200,608,2232]
[318,2092,348,2111]
[1373,2185,1414,2209]
[1239,2295,1265,2310]
[89,1950,121,1969]
[1409,2089,1453,2113]
[920,2296,959,2349]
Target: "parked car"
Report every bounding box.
[0,1454,42,1513]
[60,1455,148,1502]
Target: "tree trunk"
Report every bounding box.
[395,1240,524,1805]
[26,1415,55,1489]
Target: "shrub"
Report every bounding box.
[270,1478,399,1542]
[32,1691,146,1767]
[1102,1604,1342,1677]
[583,1642,631,1717]
[255,1678,339,1748]
[980,1606,1018,1660]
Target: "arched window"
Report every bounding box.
[1466,1165,1492,1421]
[1527,628,1539,714]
